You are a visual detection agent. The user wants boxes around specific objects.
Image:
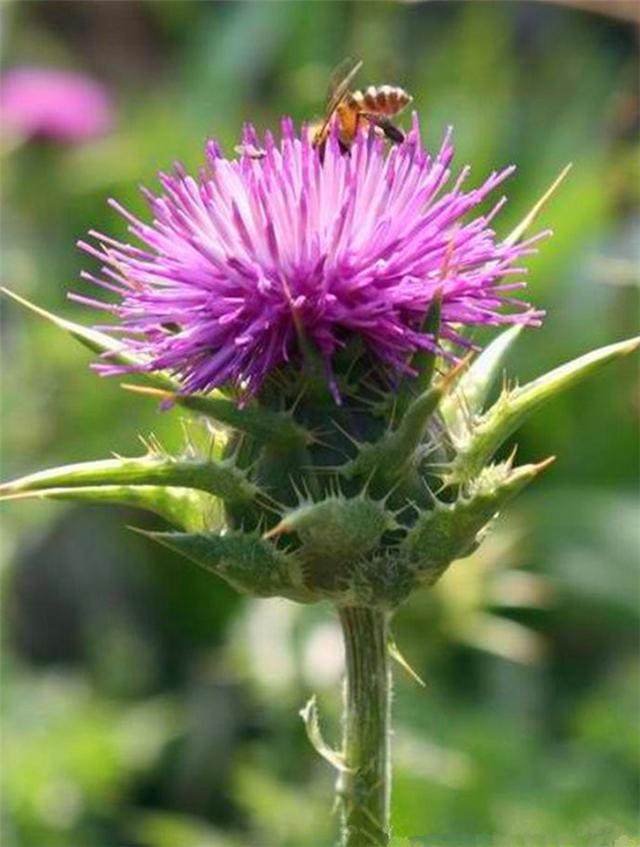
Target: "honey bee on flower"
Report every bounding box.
[310,57,413,154]
[236,59,412,160]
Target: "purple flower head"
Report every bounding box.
[76,116,546,397]
[0,66,113,143]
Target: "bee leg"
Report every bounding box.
[359,112,405,145]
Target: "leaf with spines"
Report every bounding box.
[1,485,214,531]
[135,529,314,602]
[344,360,466,483]
[1,287,178,390]
[449,336,640,484]
[266,495,394,563]
[123,384,311,449]
[440,324,523,439]
[403,458,554,586]
[0,452,257,504]
[3,288,311,450]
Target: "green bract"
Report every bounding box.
[3,286,638,609]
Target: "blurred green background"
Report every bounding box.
[1,2,638,845]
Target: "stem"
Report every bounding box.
[338,606,391,846]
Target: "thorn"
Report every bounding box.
[380,475,405,505]
[1,286,50,317]
[505,443,519,469]
[306,433,335,451]
[433,477,449,497]
[299,474,313,502]
[0,490,46,502]
[388,635,427,687]
[126,524,156,538]
[419,478,440,507]
[439,352,474,394]
[360,466,378,498]
[255,494,284,517]
[299,695,353,774]
[288,473,307,506]
[121,382,171,399]
[401,498,421,519]
[289,385,306,415]
[505,163,573,247]
[533,455,556,474]
[620,336,640,355]
[326,476,337,499]
[419,441,446,463]
[330,417,362,449]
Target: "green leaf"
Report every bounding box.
[0,452,257,504]
[440,324,523,438]
[403,458,554,586]
[123,384,310,449]
[450,336,640,483]
[1,485,214,531]
[135,529,314,602]
[1,287,178,390]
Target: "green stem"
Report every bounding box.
[338,606,391,846]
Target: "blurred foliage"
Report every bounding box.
[1,1,638,845]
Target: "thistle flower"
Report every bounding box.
[0,66,113,143]
[76,117,545,396]
[4,105,637,847]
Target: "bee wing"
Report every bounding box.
[326,57,363,106]
[316,57,363,139]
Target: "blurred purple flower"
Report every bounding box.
[76,117,546,396]
[0,66,113,143]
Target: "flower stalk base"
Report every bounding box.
[338,606,391,847]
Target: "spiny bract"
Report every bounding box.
[2,117,638,610]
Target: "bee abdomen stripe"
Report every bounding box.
[351,86,412,116]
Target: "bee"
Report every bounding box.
[234,59,412,161]
[311,58,413,154]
